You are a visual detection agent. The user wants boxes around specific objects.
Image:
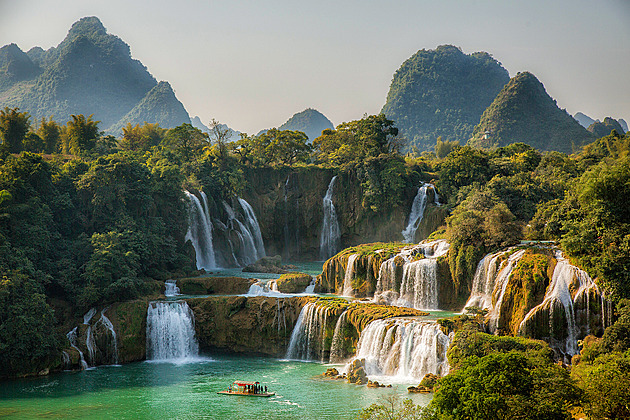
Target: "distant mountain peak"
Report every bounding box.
[68,16,107,38]
[278,108,334,141]
[469,71,594,152]
[381,45,510,151]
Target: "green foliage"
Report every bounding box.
[248,128,312,166]
[36,117,61,154]
[436,146,491,198]
[572,351,630,419]
[0,106,30,154]
[381,45,509,152]
[162,123,208,162]
[468,72,594,153]
[0,271,60,377]
[431,351,580,420]
[357,396,427,420]
[313,114,400,166]
[434,137,459,159]
[65,114,101,155]
[278,108,334,141]
[119,122,165,152]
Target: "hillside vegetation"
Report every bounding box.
[0,17,189,133]
[381,45,510,152]
[468,72,594,153]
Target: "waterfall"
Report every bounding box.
[184,191,217,270]
[83,308,97,325]
[320,175,341,260]
[95,309,119,365]
[342,254,359,297]
[348,318,451,381]
[67,327,88,370]
[237,197,266,260]
[146,301,199,361]
[374,240,450,310]
[304,278,316,294]
[164,280,180,297]
[286,303,329,361]
[464,252,505,310]
[329,310,349,363]
[402,184,429,243]
[518,251,601,356]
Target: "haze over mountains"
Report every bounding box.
[0,16,625,152]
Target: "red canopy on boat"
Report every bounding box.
[233,381,260,386]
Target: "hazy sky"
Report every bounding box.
[1,0,629,133]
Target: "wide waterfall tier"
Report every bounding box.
[464,246,609,358]
[374,239,450,310]
[285,302,329,361]
[347,318,452,381]
[320,175,341,260]
[146,301,199,361]
[185,190,217,270]
[402,183,440,243]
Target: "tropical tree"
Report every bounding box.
[0,107,31,154]
[162,123,208,161]
[37,117,61,154]
[65,114,100,155]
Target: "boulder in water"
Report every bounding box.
[243,255,294,273]
[347,358,368,385]
[275,273,313,293]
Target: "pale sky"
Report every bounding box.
[1,0,629,134]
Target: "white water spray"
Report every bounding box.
[320,176,341,260]
[146,301,199,361]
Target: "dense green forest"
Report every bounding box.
[2,106,630,418]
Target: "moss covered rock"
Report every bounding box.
[187,295,309,356]
[176,277,255,295]
[275,272,312,293]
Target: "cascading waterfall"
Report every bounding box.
[83,308,97,366]
[518,251,602,356]
[374,240,450,310]
[223,201,258,266]
[146,301,199,361]
[237,197,266,260]
[348,318,452,381]
[66,327,88,370]
[402,183,430,243]
[329,310,349,363]
[286,303,329,361]
[463,251,506,310]
[320,175,341,260]
[342,254,359,297]
[222,199,266,266]
[184,191,217,270]
[304,278,316,294]
[164,280,180,297]
[95,309,119,365]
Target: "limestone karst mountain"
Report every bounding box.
[0,16,190,133]
[381,45,510,152]
[468,72,595,153]
[278,108,334,141]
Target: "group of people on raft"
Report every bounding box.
[227,383,267,394]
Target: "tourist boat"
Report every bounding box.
[217,381,275,397]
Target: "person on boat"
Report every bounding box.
[264,385,267,393]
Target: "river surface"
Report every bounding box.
[0,354,432,419]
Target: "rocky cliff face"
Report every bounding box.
[187,295,308,357]
[238,167,432,261]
